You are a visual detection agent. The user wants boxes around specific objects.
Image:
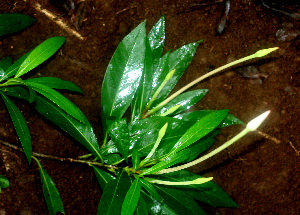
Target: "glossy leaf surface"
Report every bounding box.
[168,109,228,155]
[0,14,36,37]
[155,89,208,116]
[135,195,148,215]
[122,178,142,215]
[92,166,115,190]
[26,77,83,93]
[151,41,202,107]
[140,178,162,202]
[174,110,243,128]
[132,149,140,171]
[33,95,102,162]
[97,170,131,215]
[15,37,65,78]
[154,185,207,215]
[0,92,32,164]
[0,57,12,77]
[147,15,165,61]
[27,82,85,122]
[154,170,238,208]
[101,21,146,129]
[141,149,190,175]
[108,119,130,163]
[33,157,65,215]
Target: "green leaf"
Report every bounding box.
[26,82,85,122]
[92,166,116,190]
[25,77,84,93]
[168,109,229,155]
[0,57,13,76]
[108,119,130,163]
[135,195,148,215]
[132,149,140,171]
[141,149,190,175]
[33,157,65,215]
[0,14,36,37]
[147,15,165,61]
[153,185,207,215]
[122,178,142,215]
[0,50,32,82]
[154,89,208,116]
[154,170,238,208]
[151,41,202,107]
[14,37,65,78]
[0,175,9,193]
[101,21,146,134]
[183,138,216,163]
[0,92,32,164]
[140,178,162,202]
[4,78,36,103]
[97,170,131,215]
[174,110,244,128]
[142,191,178,215]
[33,95,103,162]
[0,85,30,100]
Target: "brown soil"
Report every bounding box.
[0,0,300,214]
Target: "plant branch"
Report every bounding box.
[0,139,117,169]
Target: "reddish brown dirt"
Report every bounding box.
[0,0,300,214]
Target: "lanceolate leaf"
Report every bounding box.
[27,82,85,122]
[33,95,103,162]
[151,41,203,107]
[92,166,116,190]
[141,149,190,176]
[154,89,208,116]
[168,109,229,155]
[147,15,165,61]
[101,21,146,133]
[0,92,32,164]
[33,157,65,215]
[174,110,243,128]
[140,178,162,202]
[153,185,207,215]
[25,77,84,94]
[0,14,36,37]
[97,170,131,215]
[183,138,216,163]
[132,149,140,171]
[0,50,32,82]
[0,57,13,77]
[154,170,238,208]
[108,119,130,163]
[122,178,142,215]
[14,37,65,78]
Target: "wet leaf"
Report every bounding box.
[0,50,32,82]
[140,178,162,202]
[153,185,207,215]
[154,89,208,116]
[0,57,13,77]
[92,166,115,190]
[174,110,243,128]
[0,175,9,193]
[141,149,190,175]
[132,149,140,171]
[0,92,32,164]
[135,195,148,215]
[154,170,238,208]
[142,191,178,215]
[108,119,130,163]
[168,109,228,155]
[27,82,85,122]
[103,153,122,165]
[101,21,146,133]
[151,41,202,107]
[33,157,65,215]
[25,77,83,93]
[33,95,103,162]
[122,178,142,215]
[0,14,36,37]
[97,170,131,215]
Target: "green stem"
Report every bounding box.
[144,48,278,118]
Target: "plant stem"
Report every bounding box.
[0,139,117,169]
[144,48,278,118]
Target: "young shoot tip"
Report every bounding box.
[247,110,271,131]
[255,47,279,58]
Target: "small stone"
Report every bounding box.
[0,209,6,215]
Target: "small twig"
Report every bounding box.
[288,141,300,156]
[116,5,137,15]
[0,139,117,169]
